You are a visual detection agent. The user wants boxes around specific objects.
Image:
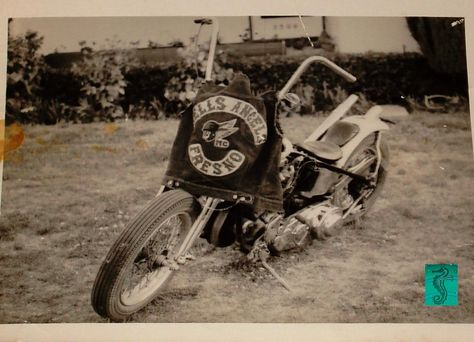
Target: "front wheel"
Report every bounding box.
[91,189,198,321]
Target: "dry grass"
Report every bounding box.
[0,111,473,323]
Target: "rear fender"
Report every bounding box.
[335,106,389,167]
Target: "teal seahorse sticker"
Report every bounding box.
[425,264,458,306]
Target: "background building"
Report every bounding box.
[10,16,420,56]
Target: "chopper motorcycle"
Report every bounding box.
[91,17,391,321]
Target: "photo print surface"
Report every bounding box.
[1,15,472,323]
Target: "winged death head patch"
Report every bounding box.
[188,95,268,177]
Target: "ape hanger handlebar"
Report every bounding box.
[278,56,357,101]
[194,17,219,82]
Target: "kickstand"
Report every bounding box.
[248,238,293,292]
[261,259,292,292]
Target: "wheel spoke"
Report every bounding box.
[91,190,198,321]
[120,212,192,306]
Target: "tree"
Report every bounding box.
[406,17,467,74]
[6,30,48,123]
[7,30,45,97]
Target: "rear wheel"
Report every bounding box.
[337,133,389,217]
[91,190,198,321]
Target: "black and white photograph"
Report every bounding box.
[1,1,473,339]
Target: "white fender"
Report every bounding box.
[335,105,389,167]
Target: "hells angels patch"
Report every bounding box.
[189,95,268,177]
[188,143,245,176]
[193,95,267,145]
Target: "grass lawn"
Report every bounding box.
[0,110,473,323]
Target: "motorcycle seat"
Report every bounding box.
[322,121,360,147]
[297,140,343,161]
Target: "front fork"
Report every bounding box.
[156,196,220,270]
[156,185,222,265]
[150,195,221,272]
[177,197,221,256]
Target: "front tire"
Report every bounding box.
[91,189,198,321]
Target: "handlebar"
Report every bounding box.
[194,18,213,25]
[193,17,219,81]
[278,56,357,101]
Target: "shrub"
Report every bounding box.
[52,52,466,119]
[6,31,49,124]
[227,53,468,111]
[7,38,469,124]
[70,43,138,122]
[162,43,235,113]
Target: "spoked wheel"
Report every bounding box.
[336,133,389,217]
[91,190,198,321]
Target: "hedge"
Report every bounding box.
[7,52,469,124]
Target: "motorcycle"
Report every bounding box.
[91,17,391,321]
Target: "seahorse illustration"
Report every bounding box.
[432,266,449,304]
